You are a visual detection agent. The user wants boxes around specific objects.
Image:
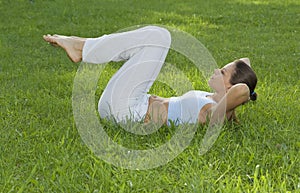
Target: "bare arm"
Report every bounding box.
[222,83,250,110]
[198,83,250,125]
[210,83,250,125]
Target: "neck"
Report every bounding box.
[211,90,226,102]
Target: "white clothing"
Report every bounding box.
[167,91,216,125]
[82,26,216,125]
[82,26,171,122]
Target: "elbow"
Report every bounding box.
[198,116,207,125]
[231,83,250,103]
[239,84,251,103]
[233,83,249,95]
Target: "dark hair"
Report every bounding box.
[230,60,258,101]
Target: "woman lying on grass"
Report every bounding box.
[43,26,257,126]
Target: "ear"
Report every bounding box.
[240,58,251,67]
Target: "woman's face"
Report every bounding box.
[208,62,236,93]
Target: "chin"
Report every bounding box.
[208,78,214,87]
[207,81,215,91]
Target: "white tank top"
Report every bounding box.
[167,90,216,125]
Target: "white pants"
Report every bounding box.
[82,26,171,122]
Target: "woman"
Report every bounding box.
[43,26,257,126]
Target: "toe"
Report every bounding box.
[42,35,49,41]
[43,34,59,46]
[43,34,51,38]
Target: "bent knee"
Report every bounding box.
[143,26,171,48]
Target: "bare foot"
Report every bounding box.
[43,34,85,63]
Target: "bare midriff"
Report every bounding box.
[144,95,169,124]
[144,94,231,125]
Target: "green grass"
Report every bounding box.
[1,0,300,192]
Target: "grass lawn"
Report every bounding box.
[1,0,299,192]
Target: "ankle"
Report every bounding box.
[74,40,85,52]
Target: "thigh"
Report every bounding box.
[98,45,170,122]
